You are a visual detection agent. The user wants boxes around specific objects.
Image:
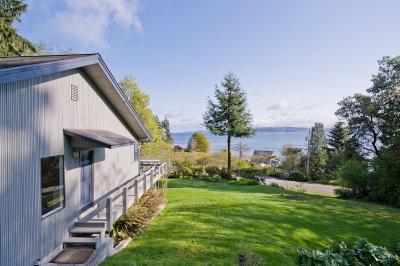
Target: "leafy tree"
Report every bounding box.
[203,72,254,177]
[337,160,370,197]
[309,122,328,179]
[119,75,164,141]
[159,117,174,144]
[119,75,172,159]
[187,132,210,153]
[0,0,37,56]
[281,143,302,171]
[336,94,382,157]
[23,41,75,56]
[336,56,400,157]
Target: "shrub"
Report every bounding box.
[289,171,310,182]
[201,175,223,183]
[260,166,274,176]
[234,168,259,179]
[395,243,400,256]
[229,178,259,186]
[372,150,400,207]
[112,189,166,244]
[235,160,252,169]
[334,187,357,199]
[268,182,284,189]
[337,160,371,197]
[298,239,399,266]
[205,166,221,176]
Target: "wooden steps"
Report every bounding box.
[63,237,100,249]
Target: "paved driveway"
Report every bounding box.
[261,177,339,195]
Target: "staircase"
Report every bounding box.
[48,161,168,265]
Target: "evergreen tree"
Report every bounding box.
[326,122,347,176]
[0,0,37,56]
[187,132,210,153]
[203,72,254,177]
[328,122,347,151]
[309,122,328,180]
[160,117,174,144]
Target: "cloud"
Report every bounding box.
[45,0,143,48]
[258,100,335,127]
[265,100,289,111]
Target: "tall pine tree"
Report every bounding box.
[0,0,37,56]
[309,122,328,180]
[203,72,254,177]
[160,117,174,144]
[326,121,348,177]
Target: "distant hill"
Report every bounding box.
[173,127,310,134]
[255,127,309,132]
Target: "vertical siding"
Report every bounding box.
[0,69,139,265]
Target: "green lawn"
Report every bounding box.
[102,179,400,265]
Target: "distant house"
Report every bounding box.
[253,149,274,156]
[0,54,167,265]
[251,149,280,167]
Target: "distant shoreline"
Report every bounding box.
[173,127,310,135]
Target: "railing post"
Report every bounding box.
[143,174,147,195]
[106,198,113,232]
[122,187,128,215]
[150,170,154,188]
[134,179,139,203]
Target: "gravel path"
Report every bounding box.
[261,177,339,195]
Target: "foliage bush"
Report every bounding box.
[372,150,400,207]
[289,170,310,182]
[234,168,260,179]
[201,175,223,183]
[337,160,371,198]
[268,182,285,189]
[112,188,166,244]
[229,178,259,186]
[298,239,399,266]
[205,166,222,176]
[334,187,358,199]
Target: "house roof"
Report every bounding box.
[0,54,95,69]
[0,54,152,142]
[253,150,274,156]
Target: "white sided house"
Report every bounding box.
[0,54,167,265]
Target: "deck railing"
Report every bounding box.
[79,161,168,231]
[104,161,168,231]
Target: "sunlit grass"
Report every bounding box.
[102,179,400,265]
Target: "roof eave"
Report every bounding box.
[0,54,153,142]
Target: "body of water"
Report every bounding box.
[173,130,310,156]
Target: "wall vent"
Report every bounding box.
[71,84,78,101]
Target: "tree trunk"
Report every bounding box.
[227,134,232,178]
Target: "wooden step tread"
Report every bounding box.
[74,221,106,228]
[69,227,105,234]
[64,237,100,244]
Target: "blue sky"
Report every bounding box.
[17,0,400,132]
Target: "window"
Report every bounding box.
[41,156,65,217]
[130,143,140,163]
[134,143,139,162]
